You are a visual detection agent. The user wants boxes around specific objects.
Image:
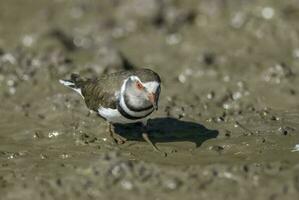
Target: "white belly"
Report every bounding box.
[98,107,149,125]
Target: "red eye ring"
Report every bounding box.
[136,81,144,90]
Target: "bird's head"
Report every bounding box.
[122,75,161,111]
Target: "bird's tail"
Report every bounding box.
[59,74,84,96]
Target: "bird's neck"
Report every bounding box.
[117,89,154,120]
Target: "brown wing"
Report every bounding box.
[81,79,118,111]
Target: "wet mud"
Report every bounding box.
[1,0,299,199]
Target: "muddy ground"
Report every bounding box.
[1,0,299,199]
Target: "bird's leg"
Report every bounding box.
[107,123,127,144]
[141,122,160,152]
[142,132,160,152]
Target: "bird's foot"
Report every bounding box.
[111,134,127,145]
[142,132,158,151]
[108,123,127,145]
[142,132,167,156]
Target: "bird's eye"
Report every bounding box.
[136,81,144,90]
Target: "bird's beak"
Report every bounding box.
[148,92,158,110]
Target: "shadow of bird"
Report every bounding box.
[114,117,219,148]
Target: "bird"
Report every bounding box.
[59,68,161,151]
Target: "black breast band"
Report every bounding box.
[117,102,153,120]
